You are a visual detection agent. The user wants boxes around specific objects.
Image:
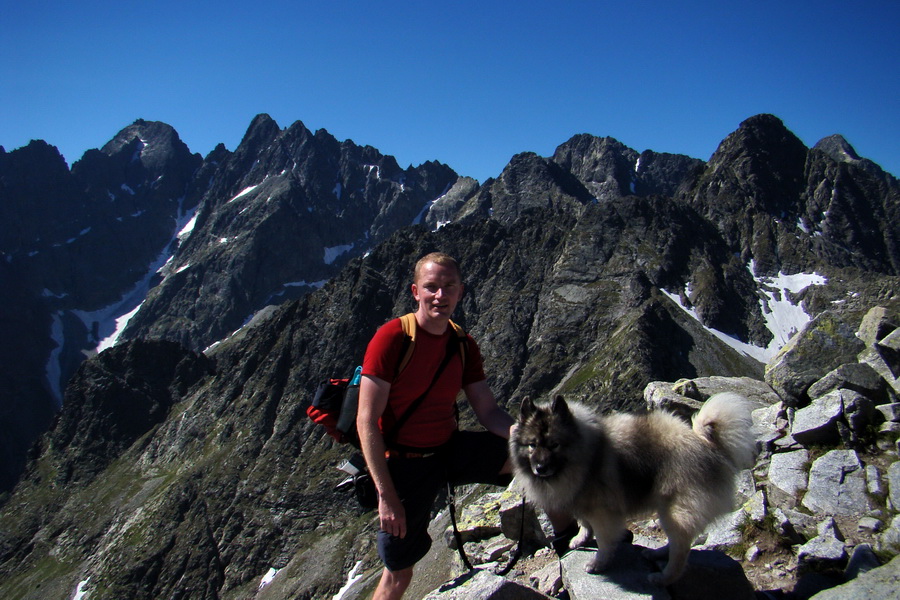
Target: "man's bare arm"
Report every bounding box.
[357,374,407,538]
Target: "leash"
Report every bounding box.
[446,485,528,576]
[493,494,527,576]
[446,483,474,571]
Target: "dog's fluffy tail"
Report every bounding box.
[693,392,757,470]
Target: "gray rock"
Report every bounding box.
[856,306,897,347]
[798,533,848,571]
[878,403,900,422]
[877,515,900,555]
[858,516,885,534]
[807,362,890,406]
[859,346,900,398]
[421,569,552,599]
[876,329,900,378]
[699,509,745,550]
[867,465,884,497]
[889,461,900,511]
[529,558,564,598]
[765,311,865,406]
[845,543,883,580]
[753,402,787,450]
[778,507,818,541]
[498,490,546,545]
[807,554,900,600]
[446,492,504,549]
[792,391,844,445]
[561,546,669,600]
[802,450,872,516]
[768,449,809,497]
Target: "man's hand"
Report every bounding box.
[378,488,407,538]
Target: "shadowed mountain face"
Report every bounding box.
[1,113,899,599]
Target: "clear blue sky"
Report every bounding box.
[3,1,898,183]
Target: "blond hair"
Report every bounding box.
[414,252,461,283]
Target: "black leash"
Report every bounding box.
[494,494,527,576]
[446,483,474,571]
[446,485,528,576]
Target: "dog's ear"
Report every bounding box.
[520,396,535,419]
[550,395,571,418]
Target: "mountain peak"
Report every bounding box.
[814,134,862,163]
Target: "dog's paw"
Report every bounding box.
[585,551,611,574]
[570,526,592,549]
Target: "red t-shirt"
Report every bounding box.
[362,317,486,449]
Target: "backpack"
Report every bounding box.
[305,313,468,446]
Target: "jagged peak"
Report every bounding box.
[237,114,282,151]
[707,113,807,169]
[814,134,862,163]
[100,119,183,157]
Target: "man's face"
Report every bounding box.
[412,261,463,322]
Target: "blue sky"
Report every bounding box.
[2,1,898,183]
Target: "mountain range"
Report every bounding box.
[0,112,899,598]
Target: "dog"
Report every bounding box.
[509,393,757,586]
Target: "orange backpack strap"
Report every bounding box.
[395,313,467,378]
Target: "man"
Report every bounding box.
[357,252,514,600]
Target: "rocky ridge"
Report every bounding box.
[1,114,899,599]
[0,115,458,491]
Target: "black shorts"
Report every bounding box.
[376,430,510,572]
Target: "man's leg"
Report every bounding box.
[373,566,413,600]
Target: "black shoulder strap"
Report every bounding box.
[384,329,459,445]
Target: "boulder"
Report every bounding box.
[889,461,900,511]
[768,449,810,498]
[856,306,897,347]
[802,450,872,516]
[421,569,552,599]
[808,554,900,600]
[791,390,844,445]
[561,545,671,600]
[765,311,865,406]
[807,362,889,406]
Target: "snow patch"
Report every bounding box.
[121,183,136,195]
[333,182,343,199]
[751,261,826,353]
[333,561,364,600]
[663,261,827,363]
[177,213,198,240]
[284,280,328,289]
[74,578,90,600]
[324,244,353,265]
[259,567,279,590]
[230,184,258,203]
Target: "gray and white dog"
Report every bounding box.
[509,393,757,586]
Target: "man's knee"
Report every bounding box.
[374,566,413,600]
